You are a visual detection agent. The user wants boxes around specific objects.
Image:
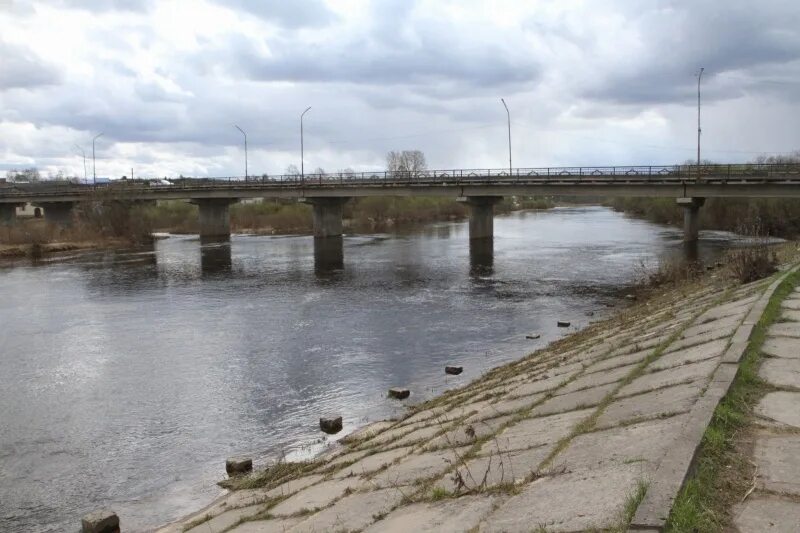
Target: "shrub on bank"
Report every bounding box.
[725,223,778,284]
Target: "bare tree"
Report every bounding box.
[6,168,41,182]
[285,164,300,176]
[386,150,427,178]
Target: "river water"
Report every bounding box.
[0,206,743,532]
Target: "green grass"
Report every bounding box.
[665,268,799,532]
[613,480,649,532]
[218,459,318,491]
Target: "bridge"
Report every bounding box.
[2,163,800,248]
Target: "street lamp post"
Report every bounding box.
[500,98,511,175]
[92,132,104,185]
[234,124,248,180]
[74,144,87,183]
[697,67,704,178]
[300,106,312,178]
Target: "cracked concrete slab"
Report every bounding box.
[679,313,743,341]
[596,382,701,429]
[229,517,303,532]
[781,309,800,322]
[759,358,800,389]
[733,495,800,533]
[389,424,445,448]
[695,295,757,322]
[424,415,512,450]
[363,495,497,533]
[754,434,800,496]
[584,347,651,374]
[649,338,728,371]
[755,392,800,429]
[617,358,718,397]
[507,373,575,398]
[333,447,413,479]
[768,322,800,338]
[185,504,265,533]
[558,362,638,394]
[369,447,470,488]
[480,463,643,532]
[269,477,363,516]
[763,337,800,359]
[288,488,405,533]
[479,408,593,455]
[533,382,616,417]
[555,415,688,472]
[466,393,545,422]
[435,445,552,492]
[666,323,737,353]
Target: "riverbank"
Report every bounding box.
[0,239,132,258]
[156,244,800,532]
[608,197,800,239]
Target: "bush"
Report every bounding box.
[726,223,778,284]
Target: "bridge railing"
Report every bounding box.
[2,164,800,198]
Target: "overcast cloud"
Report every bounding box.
[1,0,799,178]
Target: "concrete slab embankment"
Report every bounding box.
[161,271,786,533]
[732,275,800,533]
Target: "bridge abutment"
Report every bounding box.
[303,197,350,238]
[459,196,502,240]
[194,198,237,242]
[38,202,76,227]
[676,197,705,242]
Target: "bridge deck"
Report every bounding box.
[3,164,800,203]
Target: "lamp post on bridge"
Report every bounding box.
[696,67,704,179]
[92,132,103,185]
[300,106,312,179]
[234,124,248,180]
[500,98,512,176]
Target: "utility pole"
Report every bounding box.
[697,67,704,178]
[234,125,247,180]
[300,106,311,178]
[92,132,104,185]
[501,98,511,175]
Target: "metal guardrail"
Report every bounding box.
[2,164,800,198]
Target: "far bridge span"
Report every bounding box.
[2,163,799,264]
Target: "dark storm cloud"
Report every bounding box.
[0,40,61,89]
[210,0,336,28]
[581,1,800,105]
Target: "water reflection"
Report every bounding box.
[313,236,344,275]
[469,237,494,277]
[200,242,232,274]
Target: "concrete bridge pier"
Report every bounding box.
[459,196,503,240]
[194,198,237,242]
[303,197,350,238]
[676,197,705,242]
[0,204,20,225]
[39,202,76,227]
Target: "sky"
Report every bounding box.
[1,0,799,179]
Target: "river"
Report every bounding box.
[0,206,744,532]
